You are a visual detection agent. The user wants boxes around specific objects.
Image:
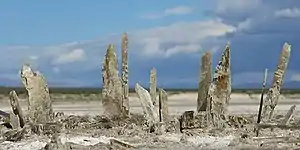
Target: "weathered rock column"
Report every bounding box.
[135,83,159,124]
[158,88,169,122]
[150,68,157,106]
[102,44,125,118]
[20,64,54,124]
[281,105,296,125]
[121,33,130,115]
[9,90,25,128]
[262,42,291,122]
[197,51,212,112]
[206,44,231,127]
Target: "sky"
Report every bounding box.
[0,0,300,88]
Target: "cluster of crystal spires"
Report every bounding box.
[121,33,129,84]
[206,43,231,127]
[104,44,118,70]
[121,32,130,114]
[270,42,291,87]
[262,42,291,121]
[197,51,212,112]
[102,33,130,117]
[20,64,53,123]
[150,68,157,105]
[213,43,230,82]
[102,43,124,117]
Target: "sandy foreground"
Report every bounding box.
[0,92,300,150]
[0,93,298,116]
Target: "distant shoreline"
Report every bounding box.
[0,86,299,94]
[0,87,300,94]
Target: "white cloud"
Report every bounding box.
[140,6,193,19]
[29,55,39,60]
[47,20,233,59]
[209,46,220,54]
[1,1,299,87]
[164,44,200,58]
[290,73,300,81]
[53,67,60,73]
[215,0,261,13]
[165,6,193,15]
[0,19,235,66]
[0,18,235,86]
[236,16,270,31]
[132,20,236,57]
[5,46,31,50]
[237,18,253,31]
[0,45,45,70]
[140,13,163,19]
[275,8,300,18]
[52,48,85,65]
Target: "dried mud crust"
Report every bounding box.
[49,113,300,149]
[60,113,146,130]
[58,112,253,132]
[185,113,254,130]
[2,113,300,149]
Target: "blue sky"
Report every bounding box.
[1,0,300,88]
[0,0,210,45]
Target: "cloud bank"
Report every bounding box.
[1,0,300,88]
[140,6,194,19]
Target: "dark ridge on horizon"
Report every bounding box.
[0,86,300,94]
